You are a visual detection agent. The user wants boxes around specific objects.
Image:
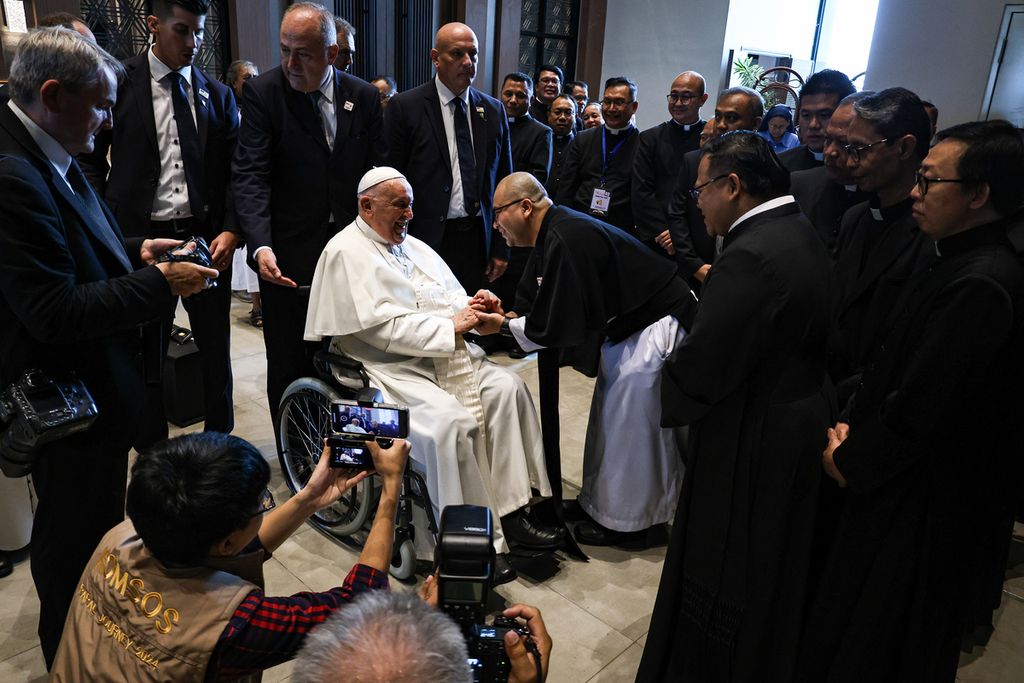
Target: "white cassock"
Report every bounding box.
[304,217,551,552]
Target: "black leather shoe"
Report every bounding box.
[493,553,517,586]
[508,344,529,359]
[0,552,12,579]
[561,498,590,523]
[574,521,647,547]
[502,510,565,550]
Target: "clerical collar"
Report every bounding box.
[868,196,914,222]
[811,150,824,161]
[670,118,701,131]
[555,132,573,142]
[844,184,858,193]
[604,123,634,135]
[354,216,391,246]
[935,219,1007,258]
[727,195,797,233]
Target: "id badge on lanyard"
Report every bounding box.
[591,128,632,216]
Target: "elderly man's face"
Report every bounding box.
[231,64,258,100]
[54,64,117,156]
[823,102,856,184]
[501,79,530,118]
[363,180,414,245]
[280,10,338,93]
[334,30,355,72]
[846,115,902,194]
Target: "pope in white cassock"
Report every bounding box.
[304,167,560,583]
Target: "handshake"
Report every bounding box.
[451,289,515,336]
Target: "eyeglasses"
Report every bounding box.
[690,174,730,200]
[493,197,528,216]
[252,487,276,517]
[666,92,697,104]
[601,98,633,109]
[914,172,968,197]
[843,138,891,163]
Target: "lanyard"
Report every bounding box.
[600,126,633,185]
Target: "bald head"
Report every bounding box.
[432,23,478,94]
[668,70,708,125]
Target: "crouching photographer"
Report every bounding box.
[49,432,408,682]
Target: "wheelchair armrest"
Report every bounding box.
[354,387,384,403]
[313,350,369,391]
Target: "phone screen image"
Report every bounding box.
[330,402,407,439]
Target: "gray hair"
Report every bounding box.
[226,59,258,85]
[291,591,473,683]
[335,16,356,40]
[8,27,124,106]
[718,85,765,119]
[283,2,337,49]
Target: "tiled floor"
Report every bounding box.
[1,298,1022,681]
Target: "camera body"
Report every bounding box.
[327,399,409,469]
[0,369,98,477]
[156,236,217,290]
[436,505,530,683]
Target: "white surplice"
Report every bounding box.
[304,217,551,552]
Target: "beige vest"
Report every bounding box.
[50,520,265,683]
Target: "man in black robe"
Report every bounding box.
[665,87,762,287]
[790,91,871,255]
[778,69,855,172]
[529,63,563,125]
[637,132,832,682]
[554,76,641,233]
[475,172,697,547]
[632,71,707,260]
[800,120,1024,683]
[544,94,576,199]
[829,88,934,406]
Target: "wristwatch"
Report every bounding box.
[499,317,513,338]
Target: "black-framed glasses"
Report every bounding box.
[252,487,276,517]
[914,172,969,197]
[601,98,634,109]
[690,174,730,200]
[843,138,890,163]
[493,197,528,216]
[666,92,697,103]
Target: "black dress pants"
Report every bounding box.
[438,216,488,294]
[259,279,319,422]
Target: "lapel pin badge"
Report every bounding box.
[198,87,209,100]
[344,100,355,111]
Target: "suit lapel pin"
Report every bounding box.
[198,87,209,99]
[344,100,354,111]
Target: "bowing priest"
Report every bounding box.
[631,71,708,260]
[474,172,697,547]
[799,120,1024,683]
[304,168,558,585]
[637,132,832,682]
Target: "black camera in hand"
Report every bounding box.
[436,505,532,683]
[156,236,217,291]
[0,369,98,477]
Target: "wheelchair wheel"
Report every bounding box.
[277,377,372,536]
[390,538,417,581]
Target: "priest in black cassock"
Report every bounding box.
[778,69,855,173]
[665,87,763,286]
[799,120,1024,683]
[829,88,934,406]
[789,92,870,255]
[637,132,832,682]
[544,94,576,199]
[632,71,707,260]
[474,172,697,547]
[554,76,641,234]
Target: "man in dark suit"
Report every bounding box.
[0,28,215,666]
[665,86,762,286]
[632,70,708,260]
[384,21,512,293]
[233,1,386,415]
[80,0,240,445]
[555,76,641,233]
[778,69,855,173]
[529,63,564,126]
[640,131,832,682]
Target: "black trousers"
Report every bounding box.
[136,264,234,447]
[31,426,131,667]
[259,279,319,421]
[439,216,488,294]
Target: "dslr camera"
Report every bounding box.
[156,236,217,290]
[0,369,98,477]
[436,505,534,683]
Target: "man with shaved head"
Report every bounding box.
[384,21,512,296]
[305,168,558,583]
[233,1,385,416]
[475,172,696,547]
[632,71,708,259]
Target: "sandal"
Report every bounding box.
[249,308,264,328]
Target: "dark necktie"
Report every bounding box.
[165,71,205,221]
[451,96,478,215]
[309,90,333,149]
[66,160,132,271]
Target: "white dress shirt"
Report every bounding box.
[727,195,797,233]
[149,48,195,221]
[434,77,477,219]
[311,69,337,150]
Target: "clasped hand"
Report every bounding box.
[452,290,507,335]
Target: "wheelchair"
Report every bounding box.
[275,347,437,580]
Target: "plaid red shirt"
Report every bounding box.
[207,562,389,681]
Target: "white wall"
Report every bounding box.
[723,0,819,62]
[864,0,1008,126]
[600,0,732,130]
